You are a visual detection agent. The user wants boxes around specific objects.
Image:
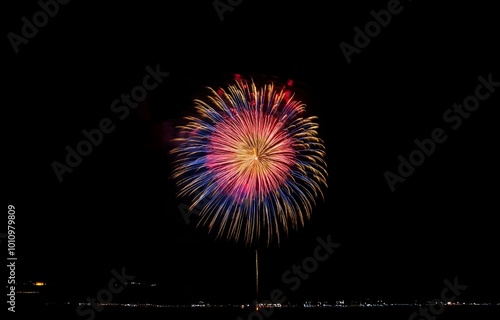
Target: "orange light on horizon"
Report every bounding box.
[33,282,46,286]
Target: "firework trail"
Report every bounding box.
[171,79,328,246]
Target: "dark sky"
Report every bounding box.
[4,0,499,306]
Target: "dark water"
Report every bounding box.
[17,304,500,320]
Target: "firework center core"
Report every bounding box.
[206,110,295,201]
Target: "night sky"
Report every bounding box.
[5,0,499,307]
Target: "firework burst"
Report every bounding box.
[171,79,328,246]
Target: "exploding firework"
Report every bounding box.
[170,79,328,246]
